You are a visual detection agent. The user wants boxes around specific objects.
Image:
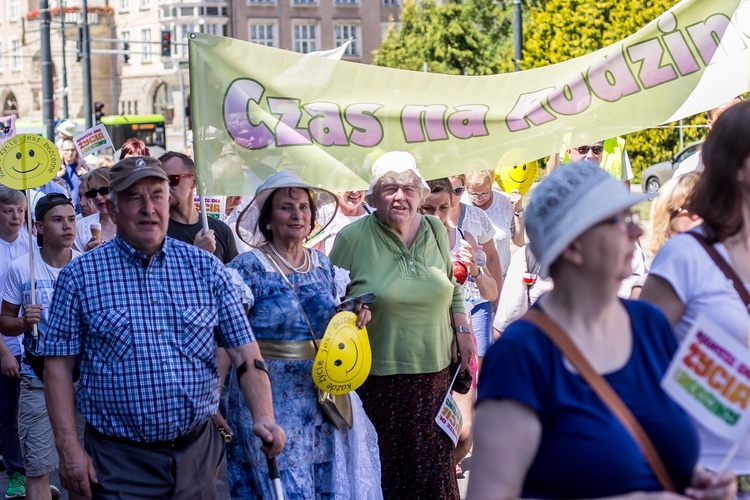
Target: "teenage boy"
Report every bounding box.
[0,186,28,499]
[0,194,80,500]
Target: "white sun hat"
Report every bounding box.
[526,160,649,278]
[236,170,338,247]
[365,151,430,203]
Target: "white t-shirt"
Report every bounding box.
[1,234,30,356]
[493,246,554,333]
[2,246,81,378]
[463,190,514,276]
[649,228,750,472]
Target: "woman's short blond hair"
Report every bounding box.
[647,172,700,255]
[465,170,494,188]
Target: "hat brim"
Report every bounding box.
[236,184,339,248]
[534,190,649,279]
[111,169,169,193]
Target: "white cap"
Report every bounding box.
[365,151,430,200]
[526,161,649,278]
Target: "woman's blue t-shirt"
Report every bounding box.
[477,300,698,498]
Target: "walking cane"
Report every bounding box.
[263,440,285,500]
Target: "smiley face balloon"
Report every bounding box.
[495,160,538,196]
[0,135,60,190]
[313,311,372,395]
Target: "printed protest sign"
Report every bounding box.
[74,124,112,159]
[193,195,225,220]
[435,370,464,447]
[0,134,60,190]
[662,314,750,442]
[189,0,750,194]
[0,115,16,147]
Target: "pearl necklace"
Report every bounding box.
[269,242,309,273]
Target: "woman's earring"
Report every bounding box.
[266,224,271,230]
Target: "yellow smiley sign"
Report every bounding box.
[0,134,60,190]
[313,311,372,395]
[495,161,538,196]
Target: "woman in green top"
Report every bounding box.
[330,151,475,499]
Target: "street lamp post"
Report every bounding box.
[81,0,93,128]
[40,0,55,139]
[513,0,523,72]
[60,0,69,119]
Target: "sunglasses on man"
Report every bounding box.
[168,174,195,187]
[85,187,110,199]
[575,145,604,155]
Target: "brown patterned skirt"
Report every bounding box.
[357,367,459,500]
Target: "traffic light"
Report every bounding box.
[77,26,83,62]
[123,41,130,63]
[161,30,171,58]
[94,102,105,124]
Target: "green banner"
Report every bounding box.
[189,0,750,194]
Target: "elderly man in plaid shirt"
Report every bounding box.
[40,156,286,499]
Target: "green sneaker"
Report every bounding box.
[4,471,25,499]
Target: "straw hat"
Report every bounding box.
[236,170,338,247]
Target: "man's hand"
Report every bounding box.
[23,304,43,327]
[253,416,286,457]
[0,350,19,380]
[193,229,217,254]
[58,441,98,498]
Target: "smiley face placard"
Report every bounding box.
[0,135,60,190]
[495,160,538,196]
[313,311,372,395]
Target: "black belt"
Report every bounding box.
[86,421,205,450]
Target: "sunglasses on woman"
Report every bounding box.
[84,187,110,199]
[168,174,195,187]
[576,145,604,155]
[453,186,465,197]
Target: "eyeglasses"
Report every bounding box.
[575,145,604,155]
[453,186,465,197]
[468,190,492,201]
[84,186,110,199]
[600,212,641,229]
[168,174,194,187]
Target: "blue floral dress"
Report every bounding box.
[226,248,341,499]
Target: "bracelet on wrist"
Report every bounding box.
[514,209,525,217]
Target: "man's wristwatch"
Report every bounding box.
[514,209,525,217]
[455,325,471,334]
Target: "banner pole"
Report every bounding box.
[25,189,38,339]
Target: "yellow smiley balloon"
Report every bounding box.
[313,311,372,395]
[0,134,60,190]
[495,160,538,196]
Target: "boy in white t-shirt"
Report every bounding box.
[0,194,80,500]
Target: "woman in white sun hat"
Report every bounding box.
[468,161,736,499]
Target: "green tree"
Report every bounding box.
[519,0,707,180]
[372,0,509,75]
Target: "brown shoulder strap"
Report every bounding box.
[689,232,750,309]
[523,308,677,492]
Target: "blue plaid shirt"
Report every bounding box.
[42,236,254,442]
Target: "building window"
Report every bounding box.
[8,0,18,21]
[249,20,276,47]
[248,0,273,3]
[141,29,152,62]
[179,6,193,16]
[153,82,174,124]
[335,0,358,4]
[334,23,359,56]
[293,0,316,4]
[120,0,129,12]
[10,39,20,71]
[140,0,150,10]
[381,0,398,5]
[293,22,318,53]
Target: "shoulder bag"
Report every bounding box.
[523,307,677,492]
[688,232,750,310]
[263,250,352,429]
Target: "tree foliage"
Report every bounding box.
[374,0,710,181]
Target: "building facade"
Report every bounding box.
[0,0,402,150]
